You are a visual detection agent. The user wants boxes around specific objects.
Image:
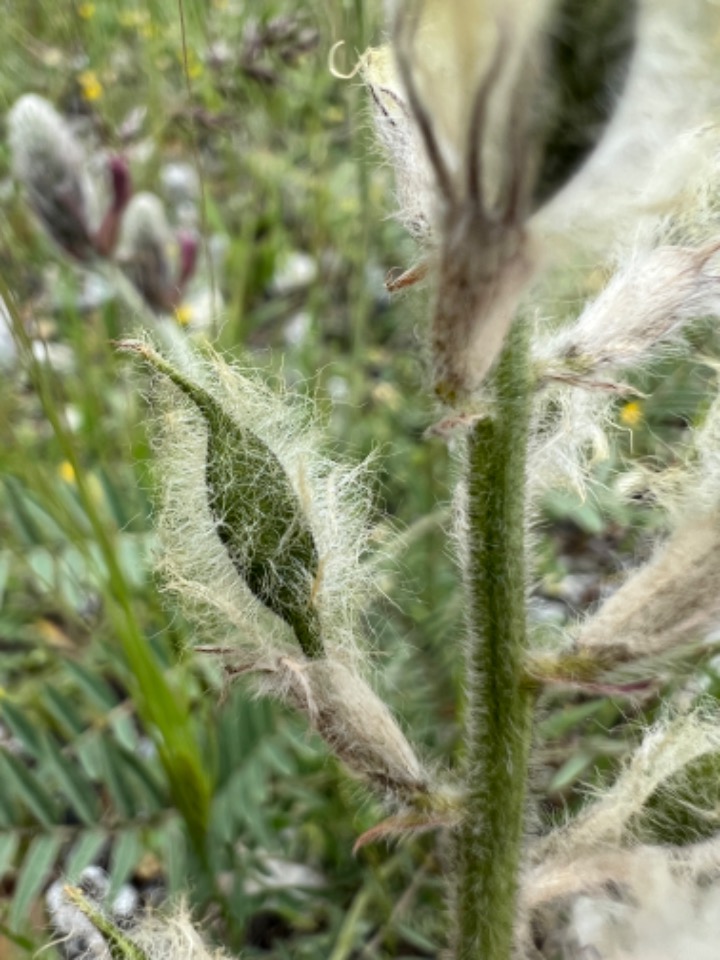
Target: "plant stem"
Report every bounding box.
[455,317,534,960]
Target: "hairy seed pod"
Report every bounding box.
[122,342,324,658]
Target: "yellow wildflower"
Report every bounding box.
[139,21,160,39]
[77,2,96,18]
[620,401,643,428]
[78,70,103,102]
[372,381,401,411]
[118,9,149,29]
[174,304,193,327]
[180,50,204,80]
[59,461,77,484]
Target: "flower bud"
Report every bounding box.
[8,94,95,261]
[93,155,133,256]
[116,193,176,312]
[117,196,199,312]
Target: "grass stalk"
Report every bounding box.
[455,316,534,960]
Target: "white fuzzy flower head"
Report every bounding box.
[565,854,720,960]
[8,94,96,260]
[528,712,720,956]
[47,869,231,960]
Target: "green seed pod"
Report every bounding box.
[123,341,323,659]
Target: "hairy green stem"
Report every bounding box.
[455,317,534,960]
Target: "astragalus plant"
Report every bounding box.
[43,1,720,959]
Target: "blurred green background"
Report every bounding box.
[1,2,719,958]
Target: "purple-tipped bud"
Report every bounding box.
[176,228,199,292]
[107,155,133,213]
[93,155,133,257]
[8,94,95,261]
[117,192,176,312]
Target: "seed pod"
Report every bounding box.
[121,342,323,659]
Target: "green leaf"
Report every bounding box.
[64,830,107,882]
[0,773,17,827]
[3,477,59,546]
[62,659,119,712]
[549,750,595,793]
[537,698,616,739]
[159,820,187,896]
[0,551,11,608]
[102,739,137,819]
[0,920,35,953]
[112,744,166,811]
[108,829,142,897]
[0,752,58,826]
[10,833,63,929]
[2,279,210,855]
[1,701,44,759]
[42,686,86,739]
[0,833,19,879]
[110,713,139,752]
[41,733,100,825]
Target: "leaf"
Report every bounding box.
[0,551,11,608]
[537,698,616,739]
[62,659,119,712]
[0,920,35,953]
[110,713,139,752]
[10,833,63,929]
[394,921,439,955]
[75,730,105,781]
[112,744,166,811]
[101,739,137,819]
[549,750,596,793]
[0,751,58,826]
[42,685,86,739]
[0,833,19,879]
[159,820,187,896]
[1,701,44,759]
[108,829,142,897]
[64,829,107,882]
[41,732,100,825]
[2,477,56,546]
[116,536,148,589]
